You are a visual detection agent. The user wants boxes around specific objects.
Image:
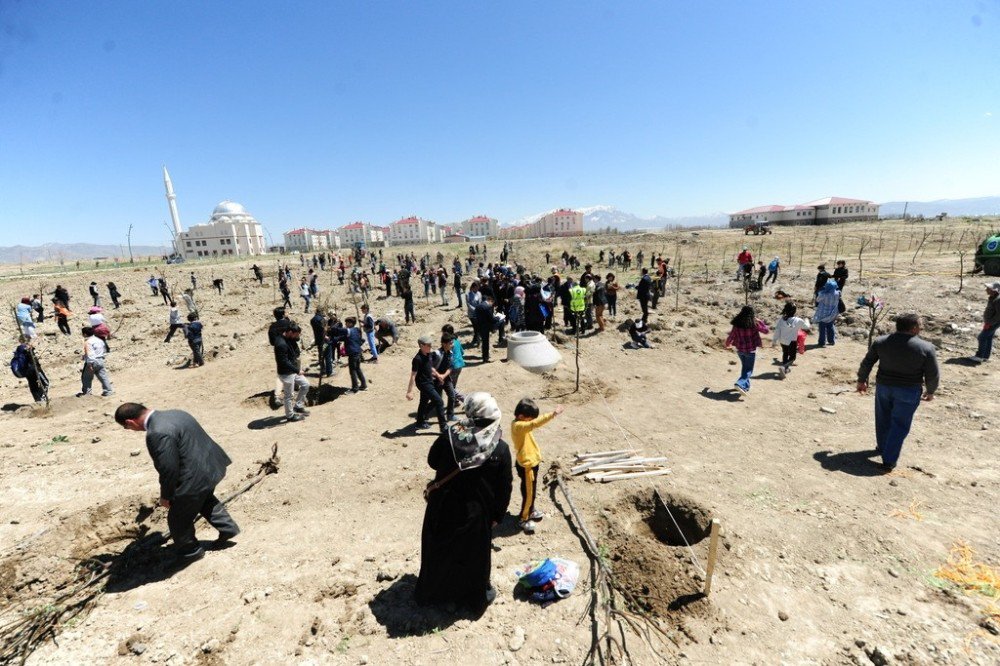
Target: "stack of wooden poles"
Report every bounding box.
[570,449,671,483]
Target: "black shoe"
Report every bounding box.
[217,527,240,543]
[293,406,310,415]
[287,413,305,422]
[415,421,432,429]
[177,546,205,563]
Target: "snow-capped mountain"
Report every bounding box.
[505,205,728,232]
[878,196,1000,218]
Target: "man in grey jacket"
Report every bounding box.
[115,403,239,563]
[856,313,939,472]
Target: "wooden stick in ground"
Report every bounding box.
[574,312,581,393]
[857,236,871,279]
[703,518,721,595]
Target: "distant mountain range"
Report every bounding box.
[877,196,1000,218]
[0,243,169,264]
[507,205,729,232]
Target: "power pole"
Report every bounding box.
[127,223,134,263]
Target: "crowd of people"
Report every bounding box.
[7,237,996,617]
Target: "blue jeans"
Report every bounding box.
[976,325,997,360]
[735,351,755,391]
[874,384,922,467]
[365,330,379,360]
[818,321,836,346]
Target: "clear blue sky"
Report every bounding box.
[1,1,998,245]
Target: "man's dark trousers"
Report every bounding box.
[348,353,366,390]
[874,384,922,467]
[416,382,446,430]
[478,329,492,362]
[167,491,238,555]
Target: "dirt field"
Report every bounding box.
[1,220,998,665]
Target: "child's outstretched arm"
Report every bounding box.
[523,406,563,431]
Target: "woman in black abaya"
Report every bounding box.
[415,392,512,613]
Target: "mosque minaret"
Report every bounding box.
[163,166,184,236]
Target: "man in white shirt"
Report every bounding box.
[16,298,36,340]
[78,326,114,397]
[164,301,184,342]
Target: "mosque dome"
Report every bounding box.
[212,201,248,216]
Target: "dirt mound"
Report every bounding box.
[1,496,158,605]
[601,489,720,624]
[541,370,618,405]
[816,364,856,385]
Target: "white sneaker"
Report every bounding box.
[529,510,545,522]
[519,520,537,534]
[969,356,985,363]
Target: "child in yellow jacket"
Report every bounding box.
[511,398,563,533]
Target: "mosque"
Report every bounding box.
[163,167,268,258]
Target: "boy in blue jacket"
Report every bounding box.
[339,316,367,392]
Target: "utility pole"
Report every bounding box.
[127,223,134,263]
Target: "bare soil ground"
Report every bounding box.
[1,220,998,665]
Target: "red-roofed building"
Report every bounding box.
[283,228,330,252]
[339,222,385,247]
[461,215,499,238]
[729,197,879,227]
[387,216,437,245]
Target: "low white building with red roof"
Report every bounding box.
[386,216,437,245]
[283,227,330,252]
[338,221,385,247]
[729,197,879,228]
[461,215,499,239]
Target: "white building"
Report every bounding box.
[387,216,437,245]
[537,209,584,237]
[500,208,583,239]
[339,222,385,247]
[729,197,879,227]
[461,215,499,239]
[179,201,268,258]
[320,229,342,250]
[283,228,329,252]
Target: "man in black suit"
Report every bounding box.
[115,403,239,563]
[473,295,498,363]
